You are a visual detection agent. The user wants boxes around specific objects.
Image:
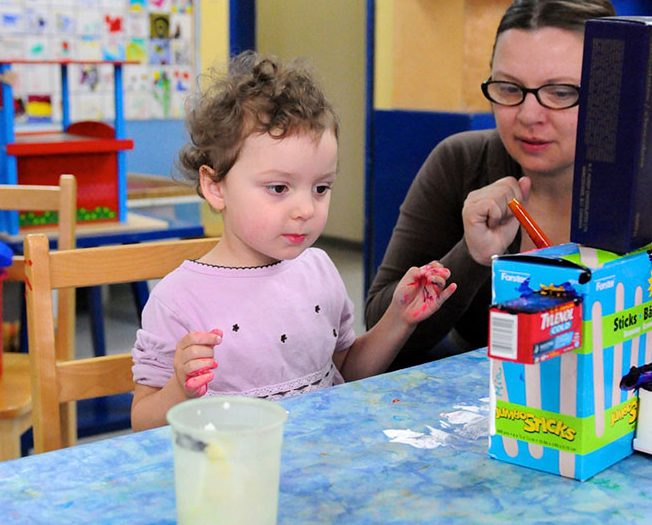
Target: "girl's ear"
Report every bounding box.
[199,165,226,211]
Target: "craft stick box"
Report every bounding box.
[571,17,652,254]
[488,243,652,481]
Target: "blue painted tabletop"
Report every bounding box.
[1,349,651,524]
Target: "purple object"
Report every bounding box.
[620,363,652,392]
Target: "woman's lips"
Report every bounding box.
[517,137,551,153]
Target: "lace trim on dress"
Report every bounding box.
[190,259,282,270]
[205,361,338,400]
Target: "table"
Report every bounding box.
[1,349,651,524]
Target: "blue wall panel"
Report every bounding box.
[365,110,495,288]
[613,0,652,16]
[229,0,256,56]
[124,120,187,177]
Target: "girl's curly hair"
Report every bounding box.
[177,51,339,195]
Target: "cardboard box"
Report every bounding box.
[571,17,652,254]
[489,243,651,480]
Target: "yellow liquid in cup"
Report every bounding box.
[168,397,287,525]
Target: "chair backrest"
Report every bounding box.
[0,174,77,279]
[0,175,77,456]
[24,233,218,453]
[0,174,77,360]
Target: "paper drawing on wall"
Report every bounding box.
[4,0,195,121]
[150,13,169,39]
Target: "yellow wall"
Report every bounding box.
[374,1,394,111]
[395,0,465,110]
[199,0,230,73]
[257,0,366,243]
[463,0,511,110]
[375,0,509,111]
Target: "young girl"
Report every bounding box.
[131,51,456,431]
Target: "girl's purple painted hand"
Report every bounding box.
[174,328,223,398]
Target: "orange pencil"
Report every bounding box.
[507,198,552,249]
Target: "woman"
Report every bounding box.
[365,0,616,370]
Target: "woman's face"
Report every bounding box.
[491,27,584,179]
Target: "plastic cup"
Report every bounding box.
[167,396,288,525]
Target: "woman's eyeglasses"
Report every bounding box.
[481,79,580,110]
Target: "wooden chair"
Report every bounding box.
[0,174,77,461]
[24,233,218,453]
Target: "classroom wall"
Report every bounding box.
[199,0,229,74]
[125,120,188,177]
[126,0,229,179]
[374,0,509,111]
[256,0,366,243]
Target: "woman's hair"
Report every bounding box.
[177,51,339,194]
[491,0,616,62]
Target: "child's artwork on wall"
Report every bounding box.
[0,0,196,123]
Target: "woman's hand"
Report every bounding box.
[392,262,457,324]
[462,176,531,265]
[173,328,222,397]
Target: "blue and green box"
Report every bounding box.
[489,243,651,480]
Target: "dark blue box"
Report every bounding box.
[571,17,652,254]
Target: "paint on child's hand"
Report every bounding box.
[407,266,448,317]
[185,360,217,393]
[185,372,214,394]
[187,362,217,379]
[208,328,223,344]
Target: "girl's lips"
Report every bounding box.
[283,234,307,245]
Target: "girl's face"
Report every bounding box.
[202,130,338,267]
[491,27,584,179]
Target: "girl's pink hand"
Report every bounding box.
[184,361,218,396]
[175,328,223,398]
